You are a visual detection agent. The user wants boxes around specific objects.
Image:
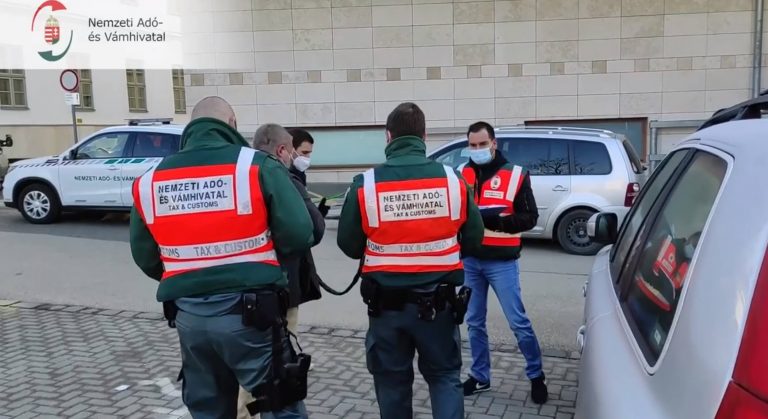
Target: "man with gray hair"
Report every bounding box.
[251,123,296,169]
[237,123,327,419]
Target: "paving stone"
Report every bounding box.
[0,303,578,419]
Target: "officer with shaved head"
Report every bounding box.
[130,96,314,418]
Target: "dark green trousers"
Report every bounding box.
[366,303,464,419]
[175,311,307,419]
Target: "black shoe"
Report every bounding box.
[463,376,491,396]
[531,374,548,404]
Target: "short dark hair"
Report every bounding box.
[467,121,495,139]
[287,127,314,149]
[386,102,426,140]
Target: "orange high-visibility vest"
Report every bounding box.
[132,148,278,280]
[461,163,525,247]
[357,166,467,274]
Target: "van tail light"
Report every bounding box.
[715,246,768,419]
[624,182,640,207]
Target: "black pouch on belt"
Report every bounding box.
[241,291,282,331]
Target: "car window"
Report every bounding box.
[622,151,726,365]
[501,138,570,175]
[622,138,644,174]
[75,132,130,159]
[433,144,469,169]
[131,133,180,158]
[573,141,612,175]
[610,150,689,280]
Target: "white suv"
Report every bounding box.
[2,121,183,224]
[428,126,647,255]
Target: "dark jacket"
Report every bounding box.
[337,136,485,288]
[463,152,539,260]
[282,168,325,308]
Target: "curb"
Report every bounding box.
[0,299,581,360]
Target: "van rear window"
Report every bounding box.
[622,139,644,174]
[573,141,612,175]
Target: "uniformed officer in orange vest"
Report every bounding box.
[459,121,549,404]
[337,102,485,419]
[129,97,314,419]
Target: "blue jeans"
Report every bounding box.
[464,257,543,381]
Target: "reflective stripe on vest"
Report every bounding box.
[163,251,278,274]
[159,230,271,260]
[358,165,465,273]
[133,147,278,279]
[462,164,525,248]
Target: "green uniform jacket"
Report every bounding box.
[129,118,315,302]
[337,136,485,289]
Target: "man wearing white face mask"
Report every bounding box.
[458,121,548,405]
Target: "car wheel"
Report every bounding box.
[19,183,61,224]
[556,209,602,256]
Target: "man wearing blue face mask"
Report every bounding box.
[458,121,548,405]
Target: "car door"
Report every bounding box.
[577,148,728,419]
[500,137,571,236]
[58,131,131,206]
[120,132,181,206]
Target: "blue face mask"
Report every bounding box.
[469,147,493,164]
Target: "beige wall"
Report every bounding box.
[186,0,764,137]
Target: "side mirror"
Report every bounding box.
[67,149,77,160]
[587,212,619,245]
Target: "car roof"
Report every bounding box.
[432,125,626,153]
[98,124,186,135]
[682,118,768,162]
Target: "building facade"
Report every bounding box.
[0,69,189,160]
[4,0,766,184]
[182,0,765,182]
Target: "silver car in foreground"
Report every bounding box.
[576,100,768,417]
[428,126,646,255]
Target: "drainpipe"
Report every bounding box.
[753,0,764,97]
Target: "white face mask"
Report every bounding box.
[293,155,311,172]
[469,147,493,164]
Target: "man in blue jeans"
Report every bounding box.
[459,121,548,404]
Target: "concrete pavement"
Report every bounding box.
[0,300,579,419]
[0,207,593,350]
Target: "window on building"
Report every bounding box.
[622,151,726,364]
[126,69,147,112]
[76,69,94,110]
[172,69,186,114]
[0,69,27,108]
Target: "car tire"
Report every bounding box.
[18,183,61,224]
[556,209,602,256]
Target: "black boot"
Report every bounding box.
[531,374,548,404]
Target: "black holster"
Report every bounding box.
[438,285,472,325]
[162,301,178,328]
[361,279,472,324]
[245,290,310,415]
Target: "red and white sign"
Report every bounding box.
[59,69,79,92]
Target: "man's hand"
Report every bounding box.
[482,214,504,232]
[318,197,330,218]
